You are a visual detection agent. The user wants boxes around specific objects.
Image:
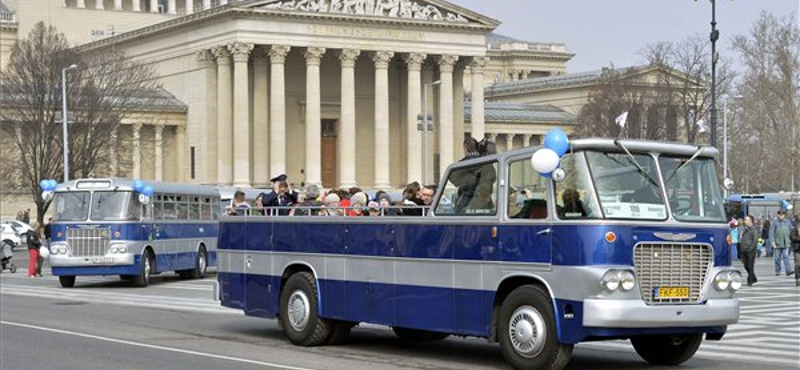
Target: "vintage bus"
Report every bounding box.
[217,139,741,370]
[48,179,221,288]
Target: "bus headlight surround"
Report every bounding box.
[619,270,636,292]
[50,244,67,255]
[109,244,128,254]
[714,271,731,291]
[727,271,743,291]
[601,270,620,291]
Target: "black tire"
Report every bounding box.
[392,327,450,341]
[59,275,76,288]
[9,263,17,273]
[498,285,573,370]
[630,333,703,365]
[120,275,134,281]
[188,247,207,279]
[279,272,333,346]
[133,250,153,288]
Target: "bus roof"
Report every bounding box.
[55,178,219,197]
[501,138,720,160]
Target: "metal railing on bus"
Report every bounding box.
[223,205,432,217]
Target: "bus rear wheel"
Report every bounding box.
[59,276,76,288]
[133,250,153,288]
[498,285,573,370]
[279,271,333,346]
[392,327,449,341]
[630,333,703,365]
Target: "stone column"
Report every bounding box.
[203,0,211,10]
[149,0,157,12]
[437,55,458,175]
[176,126,186,181]
[510,70,518,82]
[505,133,514,152]
[114,0,122,10]
[212,46,233,185]
[196,50,217,184]
[110,126,118,176]
[470,57,487,140]
[77,0,85,8]
[404,52,425,185]
[133,123,142,179]
[155,125,164,181]
[305,47,326,187]
[372,51,394,189]
[252,48,270,188]
[95,0,104,10]
[523,134,533,148]
[421,64,435,183]
[269,45,291,177]
[220,0,228,4]
[229,42,253,187]
[167,0,176,14]
[453,61,465,159]
[488,132,497,142]
[338,49,360,188]
[185,0,194,14]
[132,0,141,11]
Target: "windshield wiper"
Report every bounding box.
[613,140,659,188]
[664,146,704,184]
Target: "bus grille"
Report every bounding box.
[67,228,111,257]
[634,243,712,305]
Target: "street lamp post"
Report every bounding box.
[62,64,78,182]
[421,80,441,185]
[708,0,720,148]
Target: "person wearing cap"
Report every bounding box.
[322,193,342,216]
[367,201,381,217]
[770,210,794,276]
[262,174,298,215]
[293,184,323,216]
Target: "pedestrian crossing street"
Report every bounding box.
[2,262,799,368]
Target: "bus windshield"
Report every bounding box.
[52,192,91,221]
[91,191,141,221]
[659,157,725,222]
[586,151,667,221]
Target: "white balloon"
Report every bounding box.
[531,148,560,174]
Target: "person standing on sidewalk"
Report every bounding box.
[790,219,800,287]
[770,210,794,276]
[25,223,42,278]
[741,215,759,286]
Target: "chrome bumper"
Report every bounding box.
[583,298,739,328]
[48,253,135,267]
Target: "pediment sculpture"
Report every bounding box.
[262,0,470,23]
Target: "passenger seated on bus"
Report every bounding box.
[322,193,342,216]
[291,184,322,216]
[557,189,587,218]
[401,182,425,216]
[511,190,548,219]
[229,190,250,216]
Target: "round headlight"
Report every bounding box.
[601,270,621,291]
[728,271,743,291]
[619,271,636,291]
[714,272,731,291]
[117,245,127,253]
[110,245,119,253]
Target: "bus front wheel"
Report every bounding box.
[498,285,573,370]
[630,334,703,365]
[133,250,153,288]
[188,247,207,279]
[279,272,333,346]
[59,276,76,288]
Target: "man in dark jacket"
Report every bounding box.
[741,215,759,286]
[790,219,800,286]
[26,227,42,278]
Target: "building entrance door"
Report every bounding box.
[321,119,338,188]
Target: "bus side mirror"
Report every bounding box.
[723,178,734,191]
[552,168,566,183]
[138,194,151,205]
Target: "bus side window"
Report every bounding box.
[507,158,548,219]
[154,195,164,220]
[435,161,498,216]
[176,195,188,220]
[201,198,212,220]
[164,194,177,220]
[190,197,201,220]
[555,153,602,219]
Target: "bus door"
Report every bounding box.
[501,156,553,265]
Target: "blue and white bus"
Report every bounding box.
[217,139,740,370]
[48,178,221,288]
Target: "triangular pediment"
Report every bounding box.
[245,0,499,28]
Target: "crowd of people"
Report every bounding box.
[228,173,438,218]
[729,210,800,287]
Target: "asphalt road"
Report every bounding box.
[1,256,798,370]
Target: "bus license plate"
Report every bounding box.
[654,286,689,299]
[91,257,113,264]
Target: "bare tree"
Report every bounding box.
[0,22,157,224]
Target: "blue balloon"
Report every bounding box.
[48,180,58,190]
[133,180,145,193]
[40,180,49,190]
[540,172,552,178]
[544,128,570,157]
[142,185,154,197]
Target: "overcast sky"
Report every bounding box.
[451,0,798,73]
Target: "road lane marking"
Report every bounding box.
[0,321,318,370]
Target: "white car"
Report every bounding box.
[0,221,32,248]
[1,224,23,250]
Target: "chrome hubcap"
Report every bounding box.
[509,306,547,358]
[199,253,206,273]
[287,290,310,331]
[144,256,151,282]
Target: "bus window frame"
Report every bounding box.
[433,158,501,217]
[503,152,554,222]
